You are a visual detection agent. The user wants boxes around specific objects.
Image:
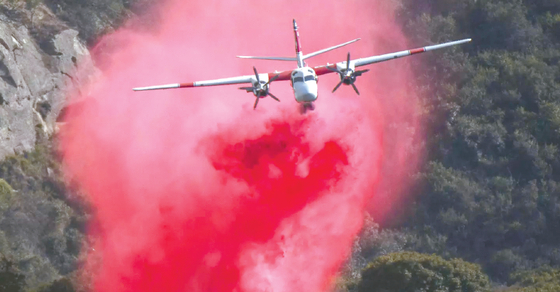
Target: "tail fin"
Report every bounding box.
[293,19,302,54]
[236,20,358,68]
[236,19,303,65]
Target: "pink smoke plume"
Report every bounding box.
[60,0,422,291]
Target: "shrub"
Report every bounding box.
[357,251,491,292]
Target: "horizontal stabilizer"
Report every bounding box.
[133,83,181,91]
[303,38,360,60]
[236,56,297,61]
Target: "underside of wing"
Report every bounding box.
[133,70,295,92]
[133,75,254,91]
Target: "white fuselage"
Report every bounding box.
[290,67,318,103]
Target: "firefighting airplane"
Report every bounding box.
[133,20,471,113]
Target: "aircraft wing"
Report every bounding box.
[133,70,292,91]
[311,38,472,75]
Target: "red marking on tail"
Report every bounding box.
[293,19,302,53]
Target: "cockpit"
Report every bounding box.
[291,68,318,85]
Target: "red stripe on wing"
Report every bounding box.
[314,65,337,76]
[409,48,425,55]
[179,82,195,88]
[268,71,292,81]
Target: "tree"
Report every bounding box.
[393,0,560,282]
[0,256,25,292]
[357,251,490,292]
[34,277,75,292]
[0,179,13,211]
[506,268,560,291]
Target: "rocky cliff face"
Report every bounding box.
[0,4,94,160]
[0,4,98,291]
[0,2,144,290]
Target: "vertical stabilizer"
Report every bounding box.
[293,19,304,68]
[237,20,308,67]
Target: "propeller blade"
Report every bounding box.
[355,69,370,76]
[332,81,343,93]
[346,52,351,70]
[266,74,280,86]
[253,66,260,83]
[351,83,360,95]
[268,92,280,102]
[239,86,256,91]
[253,96,260,109]
[270,74,280,82]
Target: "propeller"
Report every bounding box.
[327,53,369,95]
[239,67,280,109]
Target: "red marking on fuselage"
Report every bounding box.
[409,48,425,55]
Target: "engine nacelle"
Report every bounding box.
[250,79,270,97]
[329,53,369,95]
[238,66,280,109]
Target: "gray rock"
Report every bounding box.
[0,4,104,291]
[0,4,95,160]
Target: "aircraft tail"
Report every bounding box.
[236,19,303,65]
[237,19,359,68]
[293,19,302,54]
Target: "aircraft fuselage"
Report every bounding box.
[291,67,318,104]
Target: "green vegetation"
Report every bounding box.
[0,138,87,291]
[42,0,156,44]
[345,0,560,290]
[505,268,560,291]
[33,277,75,292]
[1,0,152,44]
[0,179,14,211]
[398,0,560,279]
[357,251,491,292]
[43,0,129,44]
[0,256,25,292]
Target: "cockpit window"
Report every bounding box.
[293,77,304,83]
[307,69,314,73]
[304,75,316,81]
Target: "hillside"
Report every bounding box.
[344,0,560,290]
[0,1,133,291]
[0,0,559,291]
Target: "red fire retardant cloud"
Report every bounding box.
[60,0,423,291]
